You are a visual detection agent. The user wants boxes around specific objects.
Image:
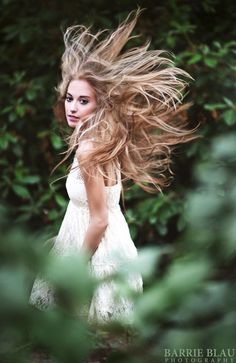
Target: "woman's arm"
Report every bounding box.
[76,140,108,260]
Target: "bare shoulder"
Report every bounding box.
[75,139,98,182]
[76,139,96,160]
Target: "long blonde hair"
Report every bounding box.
[52,8,199,193]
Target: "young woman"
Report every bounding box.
[29,8,198,324]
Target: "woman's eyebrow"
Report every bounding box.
[66,92,91,98]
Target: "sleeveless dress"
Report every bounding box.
[29,155,143,324]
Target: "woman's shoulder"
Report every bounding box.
[76,138,96,157]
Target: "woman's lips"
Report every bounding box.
[68,115,79,122]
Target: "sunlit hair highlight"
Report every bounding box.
[52,8,200,193]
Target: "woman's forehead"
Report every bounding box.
[67,79,95,97]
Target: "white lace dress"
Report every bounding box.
[29,155,143,323]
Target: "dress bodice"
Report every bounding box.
[65,156,122,210]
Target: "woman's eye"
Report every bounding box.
[80,99,89,105]
[65,96,73,102]
[65,96,89,104]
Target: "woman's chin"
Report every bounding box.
[67,120,81,128]
[68,122,77,128]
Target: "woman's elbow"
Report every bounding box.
[92,214,109,230]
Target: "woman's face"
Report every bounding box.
[64,79,97,128]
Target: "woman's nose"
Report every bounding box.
[70,101,78,113]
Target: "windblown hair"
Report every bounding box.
[53,8,199,193]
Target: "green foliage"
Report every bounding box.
[126,189,185,242]
[0,131,236,362]
[115,131,236,360]
[0,4,236,360]
[1,1,236,361]
[0,206,96,363]
[1,0,236,246]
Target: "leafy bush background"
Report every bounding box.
[1,0,236,362]
[1,130,236,363]
[1,0,236,243]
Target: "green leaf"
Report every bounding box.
[0,135,9,149]
[222,110,236,126]
[166,36,176,48]
[222,97,234,107]
[12,185,31,199]
[213,41,221,49]
[187,53,202,65]
[1,105,13,115]
[201,45,210,54]
[204,57,218,68]
[55,194,67,208]
[26,89,37,101]
[149,216,157,224]
[22,175,41,184]
[47,210,59,220]
[9,113,17,122]
[15,104,26,117]
[37,130,50,138]
[204,103,226,111]
[51,134,63,149]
